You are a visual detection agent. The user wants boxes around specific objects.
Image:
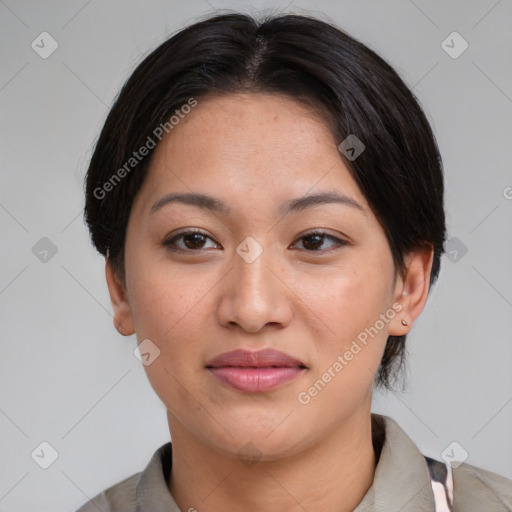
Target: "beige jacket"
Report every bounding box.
[76,414,512,511]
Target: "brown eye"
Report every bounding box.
[163,229,219,252]
[163,229,346,253]
[293,231,346,252]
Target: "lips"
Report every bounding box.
[206,348,306,368]
[205,349,307,393]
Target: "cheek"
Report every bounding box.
[304,259,392,339]
[127,252,203,337]
[296,271,392,416]
[127,264,208,411]
[126,258,217,389]
[300,256,394,395]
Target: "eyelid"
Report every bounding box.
[294,228,345,240]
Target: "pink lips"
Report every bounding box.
[206,348,307,393]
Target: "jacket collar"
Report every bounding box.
[354,414,435,511]
[135,414,435,511]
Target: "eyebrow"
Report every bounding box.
[149,191,365,216]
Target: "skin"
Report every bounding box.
[105,93,433,512]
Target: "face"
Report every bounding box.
[106,93,430,461]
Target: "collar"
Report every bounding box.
[135,414,436,511]
[353,414,436,511]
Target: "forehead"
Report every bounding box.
[133,93,368,217]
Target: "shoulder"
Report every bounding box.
[377,414,511,511]
[74,441,174,512]
[451,461,512,511]
[424,455,512,512]
[423,455,512,511]
[75,472,140,512]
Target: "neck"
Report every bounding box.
[167,412,378,512]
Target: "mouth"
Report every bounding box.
[205,348,307,393]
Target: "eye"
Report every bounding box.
[163,229,347,253]
[291,231,347,252]
[163,229,220,252]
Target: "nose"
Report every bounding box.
[216,242,293,334]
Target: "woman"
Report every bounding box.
[77,11,512,512]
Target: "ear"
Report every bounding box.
[388,245,434,336]
[105,258,135,336]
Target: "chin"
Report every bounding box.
[220,423,309,460]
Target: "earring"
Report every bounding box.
[401,319,408,326]
[116,323,124,334]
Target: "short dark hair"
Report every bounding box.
[84,11,446,390]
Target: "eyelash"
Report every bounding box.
[162,229,347,253]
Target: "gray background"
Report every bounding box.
[1,0,511,510]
